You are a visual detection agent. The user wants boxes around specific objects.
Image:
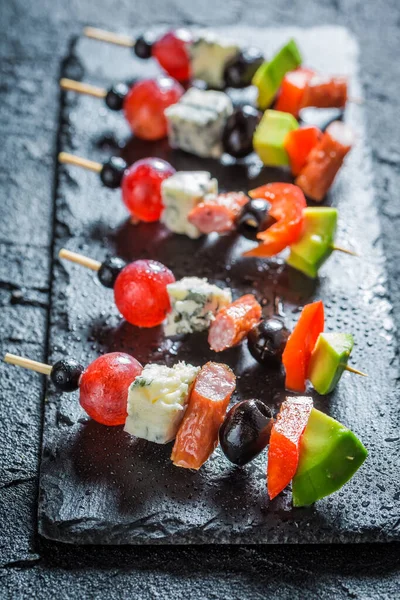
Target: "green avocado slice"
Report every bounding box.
[308,332,354,395]
[286,207,338,278]
[292,408,368,507]
[253,110,299,166]
[252,39,302,110]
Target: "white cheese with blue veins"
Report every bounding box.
[164,88,233,158]
[161,170,217,238]
[164,276,232,336]
[189,35,240,89]
[124,362,200,444]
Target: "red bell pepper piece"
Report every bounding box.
[267,396,313,500]
[282,300,324,392]
[284,126,322,176]
[243,183,306,258]
[274,68,315,117]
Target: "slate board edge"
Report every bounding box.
[37,26,400,545]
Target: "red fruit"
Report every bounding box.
[282,300,325,392]
[267,396,313,500]
[274,68,315,117]
[121,158,175,222]
[123,77,183,140]
[152,29,192,82]
[284,126,322,176]
[79,352,143,426]
[243,183,307,257]
[114,259,175,327]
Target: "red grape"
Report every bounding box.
[121,157,175,222]
[114,259,175,327]
[152,29,192,82]
[123,77,183,140]
[79,352,142,426]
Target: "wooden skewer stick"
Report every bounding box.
[4,353,52,376]
[60,78,107,99]
[83,26,135,48]
[58,152,102,174]
[332,245,359,257]
[59,249,101,272]
[345,365,368,377]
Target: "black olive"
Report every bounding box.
[222,105,262,158]
[97,256,126,288]
[220,399,273,466]
[247,318,290,366]
[223,47,264,88]
[99,157,127,189]
[133,33,155,59]
[236,198,276,240]
[105,83,129,111]
[50,359,84,392]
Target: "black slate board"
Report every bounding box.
[39,26,400,544]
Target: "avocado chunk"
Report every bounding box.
[308,332,354,394]
[253,110,299,166]
[252,39,302,110]
[286,207,338,278]
[292,408,368,507]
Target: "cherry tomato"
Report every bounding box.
[123,77,184,140]
[152,29,192,82]
[282,301,324,392]
[284,126,322,176]
[114,259,175,328]
[267,396,313,500]
[274,68,315,117]
[121,158,175,222]
[79,352,142,426]
[243,183,306,257]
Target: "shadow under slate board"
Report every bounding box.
[39,26,400,544]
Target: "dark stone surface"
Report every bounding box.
[38,26,399,545]
[1,0,400,596]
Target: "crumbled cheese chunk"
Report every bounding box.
[189,35,240,89]
[165,88,233,158]
[161,171,218,238]
[164,276,232,336]
[125,362,200,444]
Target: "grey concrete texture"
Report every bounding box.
[0,0,400,597]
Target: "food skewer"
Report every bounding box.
[60,76,183,141]
[58,247,366,391]
[59,152,357,276]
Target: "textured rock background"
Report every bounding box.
[1,0,400,597]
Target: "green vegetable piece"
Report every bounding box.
[292,408,368,507]
[253,110,299,166]
[308,332,354,395]
[286,207,338,278]
[252,39,302,109]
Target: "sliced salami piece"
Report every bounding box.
[188,192,249,234]
[208,294,262,352]
[295,121,354,202]
[301,75,348,110]
[171,362,236,470]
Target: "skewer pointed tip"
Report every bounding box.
[345,365,368,377]
[332,245,359,257]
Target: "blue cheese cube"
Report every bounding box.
[165,88,233,158]
[161,171,217,239]
[164,276,232,336]
[124,362,200,444]
[189,35,240,89]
